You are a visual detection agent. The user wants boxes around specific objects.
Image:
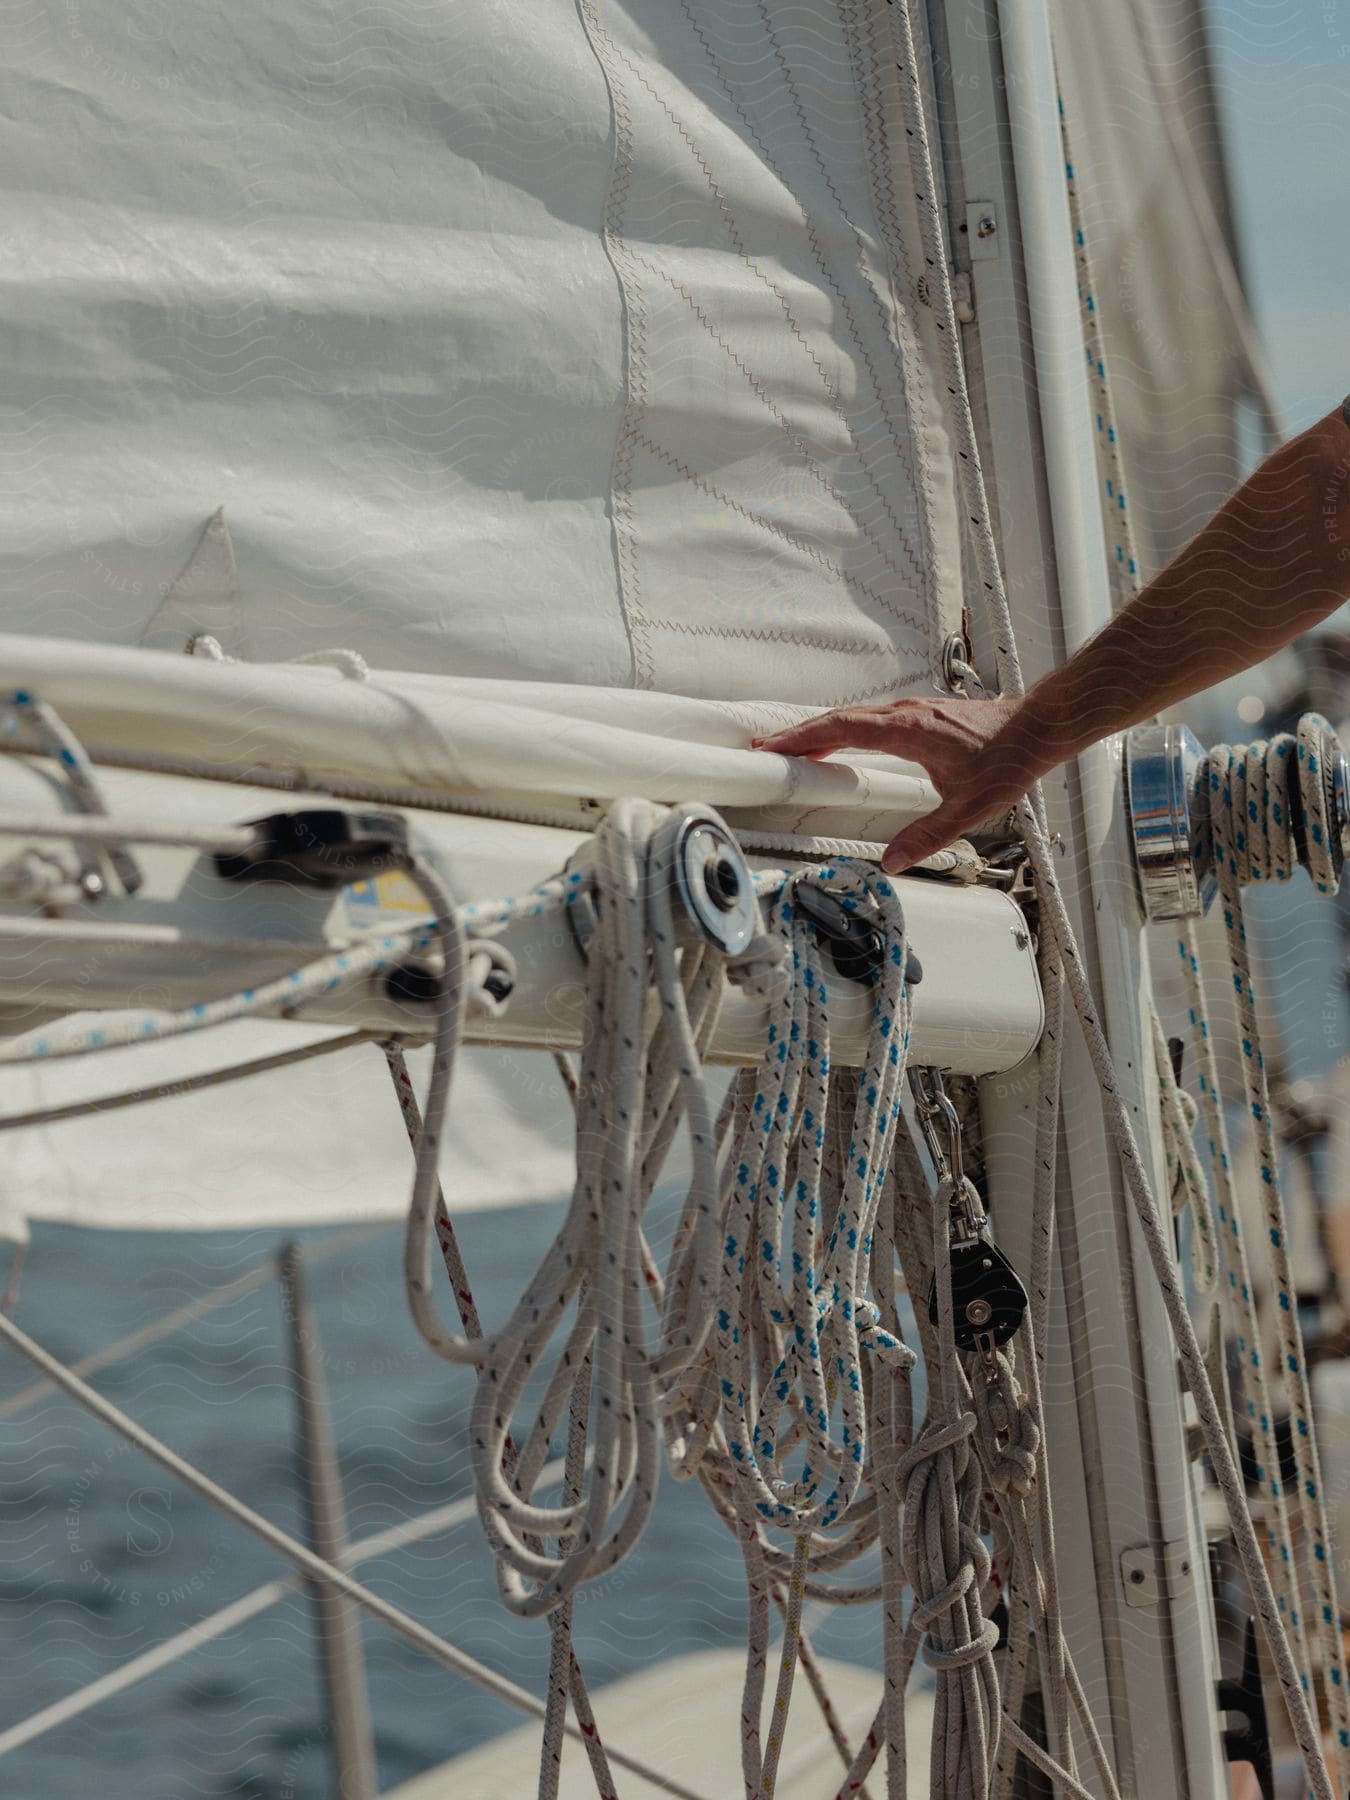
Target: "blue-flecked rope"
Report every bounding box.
[1196,725,1350,1776]
[3,689,143,895]
[1058,97,1139,608]
[0,865,606,1067]
[708,860,915,1541]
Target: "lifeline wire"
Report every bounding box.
[0,1308,707,1800]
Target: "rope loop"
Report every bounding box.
[969,1350,1040,1499]
[1204,713,1343,896]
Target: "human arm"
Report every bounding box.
[752,399,1350,872]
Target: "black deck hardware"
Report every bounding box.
[1215,1616,1273,1800]
[215,810,410,891]
[794,882,921,989]
[928,1237,1027,1355]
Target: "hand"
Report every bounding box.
[752,696,1039,873]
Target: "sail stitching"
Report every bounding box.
[579,0,944,702]
[678,0,935,596]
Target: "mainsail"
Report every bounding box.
[2,0,968,701]
[0,0,999,1235]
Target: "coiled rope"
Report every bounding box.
[1192,721,1350,1764]
[390,800,774,1619]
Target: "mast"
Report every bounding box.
[932,1,1226,1790]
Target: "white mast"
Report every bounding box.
[937,1,1225,1789]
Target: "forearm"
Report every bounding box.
[1005,401,1350,768]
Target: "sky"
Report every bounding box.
[1207,0,1350,430]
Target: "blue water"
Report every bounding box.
[0,1209,891,1799]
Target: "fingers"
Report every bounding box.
[881,801,964,874]
[752,705,924,759]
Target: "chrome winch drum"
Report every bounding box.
[1124,720,1350,922]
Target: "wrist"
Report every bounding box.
[994,688,1082,776]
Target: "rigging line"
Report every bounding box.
[763,1533,813,1800]
[0,1465,567,1757]
[0,1219,392,1423]
[895,1,1332,1790]
[0,1310,710,1800]
[1059,74,1312,1709]
[0,1030,377,1135]
[0,811,254,854]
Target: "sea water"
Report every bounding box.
[0,1204,898,1799]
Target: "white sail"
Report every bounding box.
[1053,0,1270,574]
[1,0,966,703]
[0,0,992,1234]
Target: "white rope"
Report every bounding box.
[1,689,143,894]
[383,1043,620,1800]
[1148,1004,1219,1292]
[394,801,740,1620]
[187,635,372,682]
[1198,727,1350,1772]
